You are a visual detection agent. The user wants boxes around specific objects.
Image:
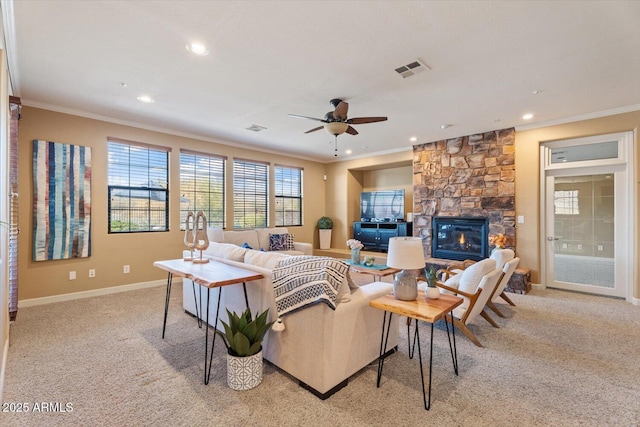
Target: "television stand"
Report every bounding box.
[353,221,412,252]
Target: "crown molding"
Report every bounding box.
[515,104,640,131]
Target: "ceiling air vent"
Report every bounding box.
[246,124,267,132]
[395,59,430,79]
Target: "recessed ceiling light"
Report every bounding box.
[440,124,452,129]
[409,136,418,142]
[137,95,155,103]
[345,149,352,155]
[186,42,209,56]
[522,113,534,120]
[532,89,542,95]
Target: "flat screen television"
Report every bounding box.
[360,190,405,222]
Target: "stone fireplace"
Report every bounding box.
[432,216,490,261]
[412,128,516,258]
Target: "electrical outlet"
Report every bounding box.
[89,269,96,278]
[69,271,76,280]
[123,265,130,274]
[597,245,604,251]
[517,215,525,224]
[577,244,583,250]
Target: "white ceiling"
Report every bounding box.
[7,1,640,162]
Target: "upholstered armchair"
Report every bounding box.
[486,257,520,317]
[425,258,503,347]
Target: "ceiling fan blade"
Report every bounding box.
[345,125,359,135]
[346,116,388,125]
[288,114,326,123]
[304,125,325,134]
[333,101,349,120]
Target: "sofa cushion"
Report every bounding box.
[223,230,260,250]
[244,249,289,269]
[203,242,234,258]
[207,226,225,243]
[256,227,287,251]
[269,233,294,251]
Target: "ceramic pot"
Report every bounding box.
[425,286,441,299]
[227,350,263,391]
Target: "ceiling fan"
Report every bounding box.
[289,99,388,156]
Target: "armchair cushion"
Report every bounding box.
[458,258,496,294]
[491,249,515,269]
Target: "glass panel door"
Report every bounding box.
[550,174,616,292]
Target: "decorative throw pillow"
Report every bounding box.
[269,233,294,251]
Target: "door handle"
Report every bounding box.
[547,236,560,241]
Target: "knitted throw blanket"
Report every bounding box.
[272,256,348,319]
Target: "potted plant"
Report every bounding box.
[216,307,274,390]
[424,266,440,299]
[317,216,333,250]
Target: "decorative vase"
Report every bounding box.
[351,248,361,265]
[425,286,440,299]
[227,350,263,391]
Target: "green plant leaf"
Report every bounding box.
[232,332,251,357]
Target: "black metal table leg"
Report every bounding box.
[204,287,223,385]
[414,319,434,410]
[376,311,393,387]
[408,318,419,359]
[162,272,173,339]
[443,312,459,375]
[243,282,249,310]
[191,281,203,328]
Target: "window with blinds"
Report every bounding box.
[233,159,268,229]
[180,150,225,228]
[107,139,170,233]
[275,165,303,226]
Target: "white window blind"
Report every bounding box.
[233,159,268,229]
[107,139,170,233]
[275,165,303,226]
[180,150,225,228]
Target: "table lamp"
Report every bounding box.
[386,237,425,301]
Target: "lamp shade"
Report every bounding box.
[386,237,425,270]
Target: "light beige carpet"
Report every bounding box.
[3,275,640,426]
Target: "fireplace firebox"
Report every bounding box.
[432,217,490,261]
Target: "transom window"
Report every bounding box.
[107,139,170,233]
[233,159,268,229]
[180,150,225,228]
[275,165,303,226]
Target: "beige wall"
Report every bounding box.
[324,151,413,249]
[17,107,327,300]
[515,110,639,299]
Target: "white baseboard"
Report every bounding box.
[18,279,182,308]
[0,337,8,403]
[531,283,544,291]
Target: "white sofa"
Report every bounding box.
[182,242,399,398]
[206,226,312,255]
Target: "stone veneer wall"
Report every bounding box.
[412,127,516,257]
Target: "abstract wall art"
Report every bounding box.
[32,140,92,261]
